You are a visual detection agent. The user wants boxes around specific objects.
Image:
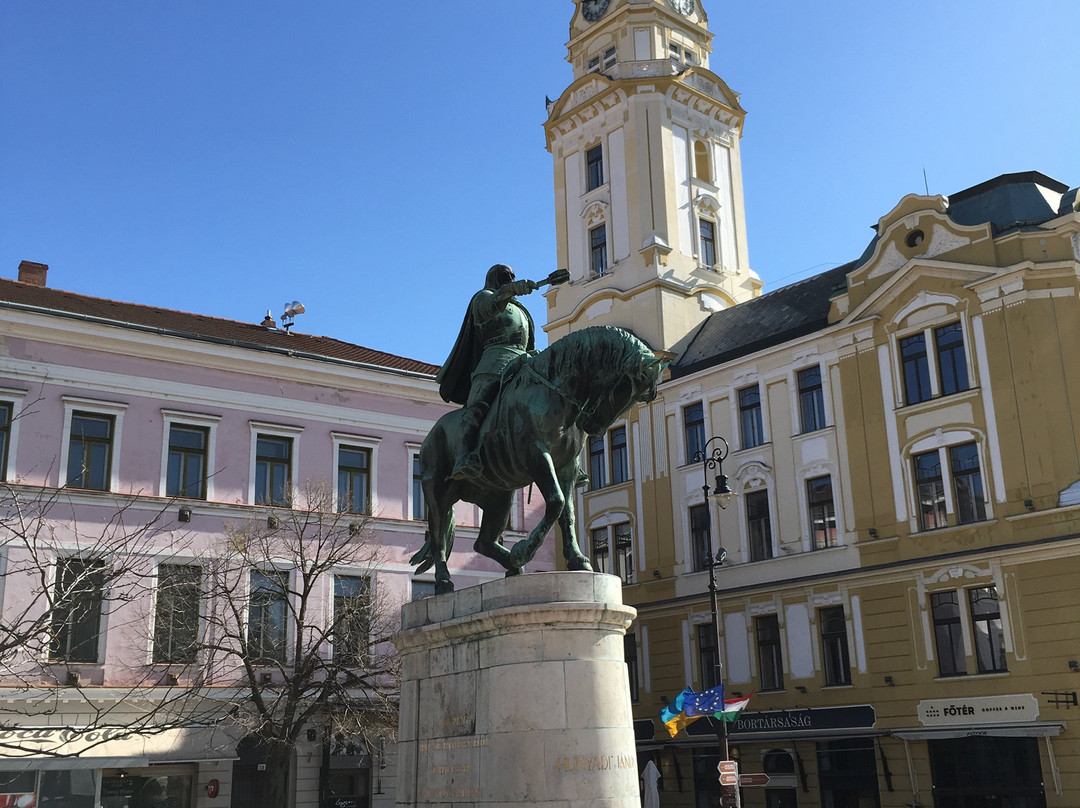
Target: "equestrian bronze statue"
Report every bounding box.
[412,267,662,593]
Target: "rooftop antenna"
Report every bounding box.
[923,166,930,196]
[280,300,306,333]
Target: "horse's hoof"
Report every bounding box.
[504,567,523,578]
[435,581,455,595]
[566,557,594,572]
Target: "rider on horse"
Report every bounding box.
[437,264,540,481]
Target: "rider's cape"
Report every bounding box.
[437,293,535,406]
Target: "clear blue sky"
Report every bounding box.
[3,2,1077,366]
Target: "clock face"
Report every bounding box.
[670,0,694,15]
[582,0,610,22]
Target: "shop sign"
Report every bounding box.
[688,704,876,737]
[917,693,1039,727]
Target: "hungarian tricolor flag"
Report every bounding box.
[716,690,753,722]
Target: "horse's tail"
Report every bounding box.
[410,530,436,574]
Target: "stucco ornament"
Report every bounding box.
[415,294,663,593]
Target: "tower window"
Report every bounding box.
[586,145,604,191]
[694,141,712,182]
[699,218,717,269]
[589,224,608,277]
[602,47,616,71]
[587,55,600,73]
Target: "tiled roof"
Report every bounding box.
[670,263,853,379]
[0,278,439,377]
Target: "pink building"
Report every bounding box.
[0,261,549,808]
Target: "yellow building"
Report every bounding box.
[545,3,1080,807]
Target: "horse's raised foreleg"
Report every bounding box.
[557,465,592,572]
[508,449,565,570]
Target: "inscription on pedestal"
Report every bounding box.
[555,753,637,773]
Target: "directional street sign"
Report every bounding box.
[739,773,771,787]
[717,760,738,774]
[719,773,738,786]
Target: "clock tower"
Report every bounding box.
[544,0,761,354]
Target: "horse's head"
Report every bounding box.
[581,353,665,436]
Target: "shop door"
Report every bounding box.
[928,736,1046,808]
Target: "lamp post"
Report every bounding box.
[694,435,734,762]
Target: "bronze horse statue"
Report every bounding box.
[411,325,662,593]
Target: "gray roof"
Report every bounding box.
[670,263,853,379]
[671,171,1077,378]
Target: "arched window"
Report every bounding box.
[693,140,711,182]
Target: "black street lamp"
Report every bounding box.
[694,435,734,761]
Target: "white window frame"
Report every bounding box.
[586,511,635,584]
[160,409,221,501]
[0,386,29,482]
[148,558,205,666]
[790,361,831,435]
[246,566,292,668]
[888,299,973,408]
[407,442,425,521]
[796,464,844,552]
[327,569,375,665]
[248,421,303,507]
[331,432,381,514]
[904,431,993,532]
[59,396,129,492]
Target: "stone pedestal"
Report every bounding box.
[393,572,639,808]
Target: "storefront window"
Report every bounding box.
[928,736,1046,807]
[0,770,99,808]
[817,739,880,807]
[100,770,192,808]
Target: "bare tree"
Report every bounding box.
[175,481,400,808]
[0,479,400,797]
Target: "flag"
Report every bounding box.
[660,687,699,738]
[683,684,725,717]
[715,691,753,722]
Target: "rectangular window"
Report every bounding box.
[411,579,436,601]
[613,523,633,584]
[0,401,11,481]
[914,450,947,530]
[49,557,105,663]
[950,442,986,524]
[589,223,608,276]
[935,322,969,396]
[153,564,202,664]
[819,606,851,686]
[699,219,717,269]
[807,475,837,550]
[255,435,292,506]
[698,623,719,690]
[797,365,826,432]
[588,434,607,490]
[66,412,113,490]
[412,453,426,520]
[756,614,784,691]
[248,570,288,665]
[337,445,372,514]
[689,503,711,573]
[166,424,208,499]
[333,575,371,666]
[586,54,600,73]
[969,587,1006,673]
[590,527,609,574]
[586,145,604,191]
[683,402,705,462]
[746,489,773,562]
[738,385,764,449]
[625,633,639,702]
[900,332,932,405]
[591,524,633,583]
[931,590,966,677]
[609,426,629,485]
[602,46,616,71]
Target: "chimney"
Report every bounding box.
[18,261,48,287]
